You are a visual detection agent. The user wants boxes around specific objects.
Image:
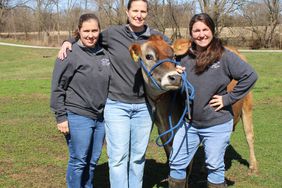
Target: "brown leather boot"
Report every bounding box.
[207,181,227,188]
[168,176,187,188]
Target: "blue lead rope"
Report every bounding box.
[138,57,195,147]
[155,71,195,147]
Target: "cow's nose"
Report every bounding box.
[168,74,182,85]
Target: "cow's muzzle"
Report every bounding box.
[161,72,182,90]
[168,74,182,85]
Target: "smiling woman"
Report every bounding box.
[50,13,111,188]
[168,13,258,188]
[74,14,100,47]
[56,0,172,187]
[126,0,148,32]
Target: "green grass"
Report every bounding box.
[224,52,282,188]
[0,46,281,187]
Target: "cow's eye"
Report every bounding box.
[145,54,154,60]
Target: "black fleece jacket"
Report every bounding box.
[50,42,111,123]
[100,24,170,103]
[180,48,258,128]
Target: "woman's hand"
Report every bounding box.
[58,41,72,60]
[176,65,185,74]
[57,120,69,135]
[209,95,224,111]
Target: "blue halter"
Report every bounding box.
[138,57,195,147]
[139,58,180,91]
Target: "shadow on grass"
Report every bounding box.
[94,144,249,188]
[94,159,169,188]
[94,163,110,188]
[188,144,249,188]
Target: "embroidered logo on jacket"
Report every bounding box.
[100,58,110,66]
[210,61,220,69]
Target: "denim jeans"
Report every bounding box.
[65,112,105,188]
[104,98,153,188]
[169,119,233,184]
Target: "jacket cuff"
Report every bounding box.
[222,94,233,106]
[56,115,67,124]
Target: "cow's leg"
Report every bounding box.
[164,144,172,160]
[156,126,172,159]
[168,176,186,188]
[241,93,258,175]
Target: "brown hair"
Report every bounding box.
[189,13,224,74]
[127,0,148,10]
[74,13,100,41]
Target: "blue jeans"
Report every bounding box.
[66,112,105,188]
[104,98,153,188]
[169,120,233,184]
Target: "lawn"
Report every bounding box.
[0,45,281,188]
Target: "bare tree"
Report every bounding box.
[0,0,9,32]
[148,0,194,39]
[96,0,122,26]
[11,6,35,37]
[34,0,53,44]
[0,0,31,32]
[242,0,281,48]
[166,0,195,39]
[117,0,126,24]
[148,0,166,32]
[197,0,247,35]
[0,0,281,48]
[264,0,281,47]
[51,0,60,45]
[65,0,79,36]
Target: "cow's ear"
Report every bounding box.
[129,44,141,63]
[172,38,191,56]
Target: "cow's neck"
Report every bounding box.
[144,83,168,106]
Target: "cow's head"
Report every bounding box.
[129,35,185,92]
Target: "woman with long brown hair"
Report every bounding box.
[168,13,258,188]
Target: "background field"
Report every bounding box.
[0,45,281,188]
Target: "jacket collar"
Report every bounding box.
[125,24,151,39]
[76,40,104,54]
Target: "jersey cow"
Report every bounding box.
[129,35,258,175]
